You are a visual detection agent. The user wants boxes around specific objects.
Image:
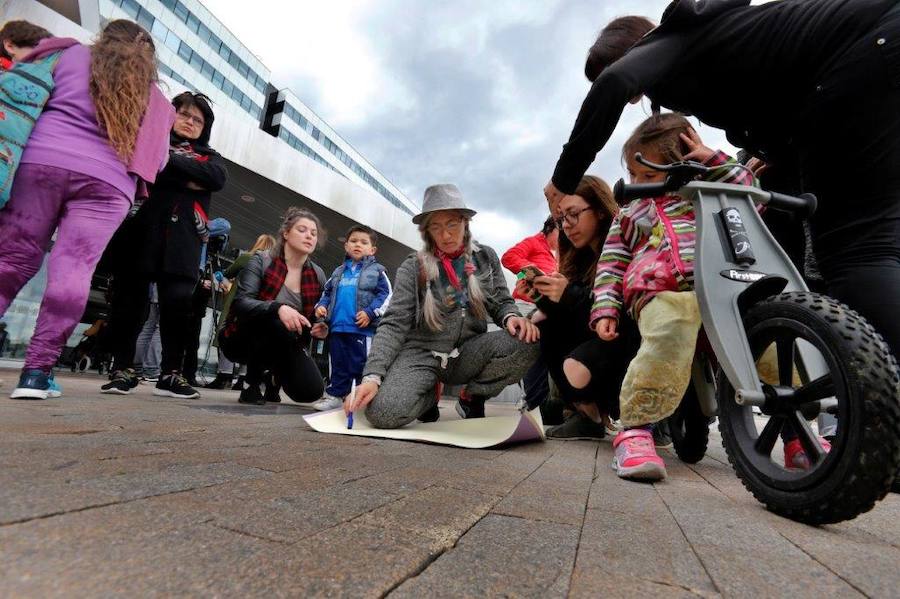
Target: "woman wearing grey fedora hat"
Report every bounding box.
[344,184,541,428]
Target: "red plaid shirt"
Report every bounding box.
[259,256,322,318]
[223,256,321,338]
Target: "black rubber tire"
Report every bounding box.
[671,385,710,464]
[718,292,900,524]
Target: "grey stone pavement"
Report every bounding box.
[1,370,898,598]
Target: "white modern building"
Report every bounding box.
[0,0,420,369]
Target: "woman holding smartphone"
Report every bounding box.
[525,175,639,439]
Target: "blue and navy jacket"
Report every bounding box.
[315,255,392,335]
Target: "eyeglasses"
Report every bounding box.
[554,206,594,229]
[427,219,463,235]
[176,110,205,127]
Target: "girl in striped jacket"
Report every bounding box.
[592,113,754,481]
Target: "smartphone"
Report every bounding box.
[519,265,545,283]
[517,266,545,301]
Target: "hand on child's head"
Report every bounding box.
[679,127,715,163]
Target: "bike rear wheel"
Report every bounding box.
[717,292,900,524]
[671,384,711,464]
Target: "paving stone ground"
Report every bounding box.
[1,369,898,598]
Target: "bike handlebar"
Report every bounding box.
[612,179,671,203]
[765,191,817,217]
[613,179,817,217]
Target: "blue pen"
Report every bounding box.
[347,380,356,429]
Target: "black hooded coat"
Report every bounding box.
[113,111,228,280]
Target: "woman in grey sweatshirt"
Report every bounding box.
[347,184,540,428]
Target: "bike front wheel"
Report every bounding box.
[717,292,900,524]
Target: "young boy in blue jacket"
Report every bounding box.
[311,225,392,411]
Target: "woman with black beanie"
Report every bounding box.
[102,92,228,399]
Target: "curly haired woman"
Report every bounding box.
[0,20,174,399]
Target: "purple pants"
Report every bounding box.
[0,164,130,370]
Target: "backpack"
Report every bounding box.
[0,51,62,209]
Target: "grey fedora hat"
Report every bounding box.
[412,183,477,225]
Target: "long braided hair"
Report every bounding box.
[417,212,487,332]
[89,20,158,162]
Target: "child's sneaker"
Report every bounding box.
[10,369,51,400]
[47,374,62,398]
[312,394,343,411]
[612,429,667,481]
[783,437,832,470]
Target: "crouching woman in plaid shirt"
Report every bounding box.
[220,207,328,405]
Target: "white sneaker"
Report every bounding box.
[312,394,344,411]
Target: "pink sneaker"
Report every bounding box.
[783,437,832,470]
[612,429,667,481]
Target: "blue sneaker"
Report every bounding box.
[47,374,62,398]
[10,369,50,400]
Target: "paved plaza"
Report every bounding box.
[1,370,898,598]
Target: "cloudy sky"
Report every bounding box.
[210,0,768,253]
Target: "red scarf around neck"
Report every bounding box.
[435,246,466,290]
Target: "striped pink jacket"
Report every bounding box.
[590,151,754,326]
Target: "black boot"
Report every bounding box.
[455,389,486,419]
[231,375,245,391]
[263,372,281,403]
[204,373,233,389]
[418,402,440,423]
[238,381,266,405]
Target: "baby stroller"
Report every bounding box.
[60,319,113,374]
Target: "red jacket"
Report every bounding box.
[501,232,558,302]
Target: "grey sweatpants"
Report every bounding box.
[365,330,540,429]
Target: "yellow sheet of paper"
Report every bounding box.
[303,406,545,449]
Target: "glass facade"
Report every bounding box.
[282,104,413,215]
[108,0,264,119]
[0,258,90,362]
[104,0,413,214]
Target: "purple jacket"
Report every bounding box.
[23,37,174,198]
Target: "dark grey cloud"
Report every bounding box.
[279,0,731,250]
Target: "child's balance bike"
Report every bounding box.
[614,155,900,524]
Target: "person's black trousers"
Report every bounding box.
[800,2,900,360]
[220,311,324,403]
[537,316,639,418]
[108,273,196,374]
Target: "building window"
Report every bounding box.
[177,40,192,62]
[197,23,211,44]
[121,0,139,18]
[136,7,153,30]
[164,30,180,53]
[151,19,168,43]
[186,14,201,34]
[173,1,189,21]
